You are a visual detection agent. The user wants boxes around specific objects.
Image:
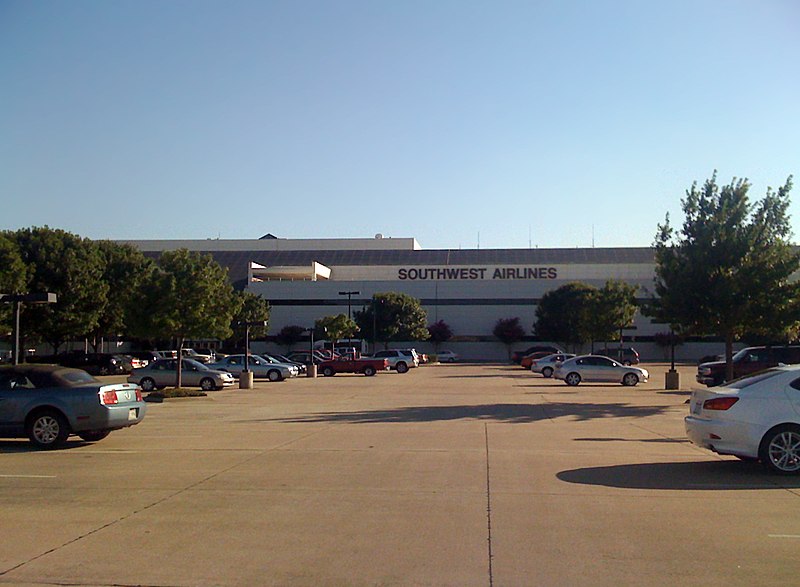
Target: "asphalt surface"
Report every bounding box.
[2,362,800,586]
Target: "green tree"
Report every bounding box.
[493,317,525,360]
[127,249,239,388]
[275,324,307,353]
[534,282,596,351]
[87,241,154,351]
[315,314,359,349]
[588,280,638,348]
[650,172,800,381]
[354,292,429,350]
[12,227,108,353]
[427,319,454,352]
[228,291,271,350]
[0,233,28,335]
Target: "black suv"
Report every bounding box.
[597,347,639,365]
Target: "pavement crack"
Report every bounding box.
[485,422,494,587]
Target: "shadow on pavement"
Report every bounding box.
[264,402,670,424]
[557,460,800,490]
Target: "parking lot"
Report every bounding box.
[2,362,800,586]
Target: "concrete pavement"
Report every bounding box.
[2,363,800,586]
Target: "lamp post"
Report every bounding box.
[235,320,267,389]
[304,327,317,378]
[338,290,360,320]
[1,292,57,365]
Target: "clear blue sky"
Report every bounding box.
[2,0,798,250]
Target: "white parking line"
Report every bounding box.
[768,534,800,539]
[0,474,56,478]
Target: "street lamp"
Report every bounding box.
[338,290,360,320]
[234,320,267,389]
[0,292,57,365]
[304,327,317,378]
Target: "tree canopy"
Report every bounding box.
[427,320,454,350]
[650,172,800,380]
[127,248,239,387]
[315,314,359,346]
[354,292,429,350]
[534,282,596,350]
[493,317,525,359]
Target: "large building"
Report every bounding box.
[124,235,695,361]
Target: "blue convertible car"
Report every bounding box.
[0,364,146,449]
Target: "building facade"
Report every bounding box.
[124,235,703,361]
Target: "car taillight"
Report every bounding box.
[100,390,118,405]
[135,388,143,401]
[703,397,739,410]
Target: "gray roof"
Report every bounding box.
[167,247,656,283]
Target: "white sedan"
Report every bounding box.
[554,355,649,386]
[685,365,800,474]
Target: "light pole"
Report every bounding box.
[338,290,360,321]
[235,320,267,389]
[1,292,57,365]
[304,327,317,378]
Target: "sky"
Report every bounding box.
[1,0,798,251]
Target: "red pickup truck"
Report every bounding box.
[319,357,389,377]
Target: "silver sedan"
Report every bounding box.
[208,354,298,381]
[128,359,235,391]
[554,355,649,386]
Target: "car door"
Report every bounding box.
[592,356,624,382]
[0,373,36,433]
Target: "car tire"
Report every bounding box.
[27,410,70,449]
[78,430,111,442]
[268,370,283,382]
[99,366,109,376]
[542,367,554,378]
[565,372,581,386]
[140,377,156,392]
[622,373,639,386]
[364,366,377,376]
[322,366,335,377]
[396,362,408,374]
[200,377,216,391]
[759,424,800,474]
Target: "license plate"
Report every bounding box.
[128,408,138,421]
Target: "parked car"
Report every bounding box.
[264,353,307,375]
[181,348,213,364]
[520,351,557,369]
[436,350,459,363]
[597,346,640,365]
[128,351,161,368]
[686,365,800,474]
[511,345,563,364]
[318,356,390,377]
[697,345,800,387]
[0,364,146,449]
[193,349,218,363]
[127,358,235,391]
[554,355,649,386]
[286,350,327,365]
[367,350,417,373]
[209,354,298,381]
[398,349,422,367]
[530,353,575,378]
[29,351,134,376]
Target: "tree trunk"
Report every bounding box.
[725,331,734,383]
[176,336,185,389]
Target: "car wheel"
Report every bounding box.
[140,377,156,392]
[622,373,639,386]
[200,377,216,391]
[27,410,70,449]
[565,372,581,386]
[78,430,110,442]
[322,367,335,377]
[99,366,109,376]
[759,425,800,474]
[396,362,408,374]
[542,367,554,378]
[268,370,283,382]
[364,366,377,376]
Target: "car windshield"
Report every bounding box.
[724,368,785,389]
